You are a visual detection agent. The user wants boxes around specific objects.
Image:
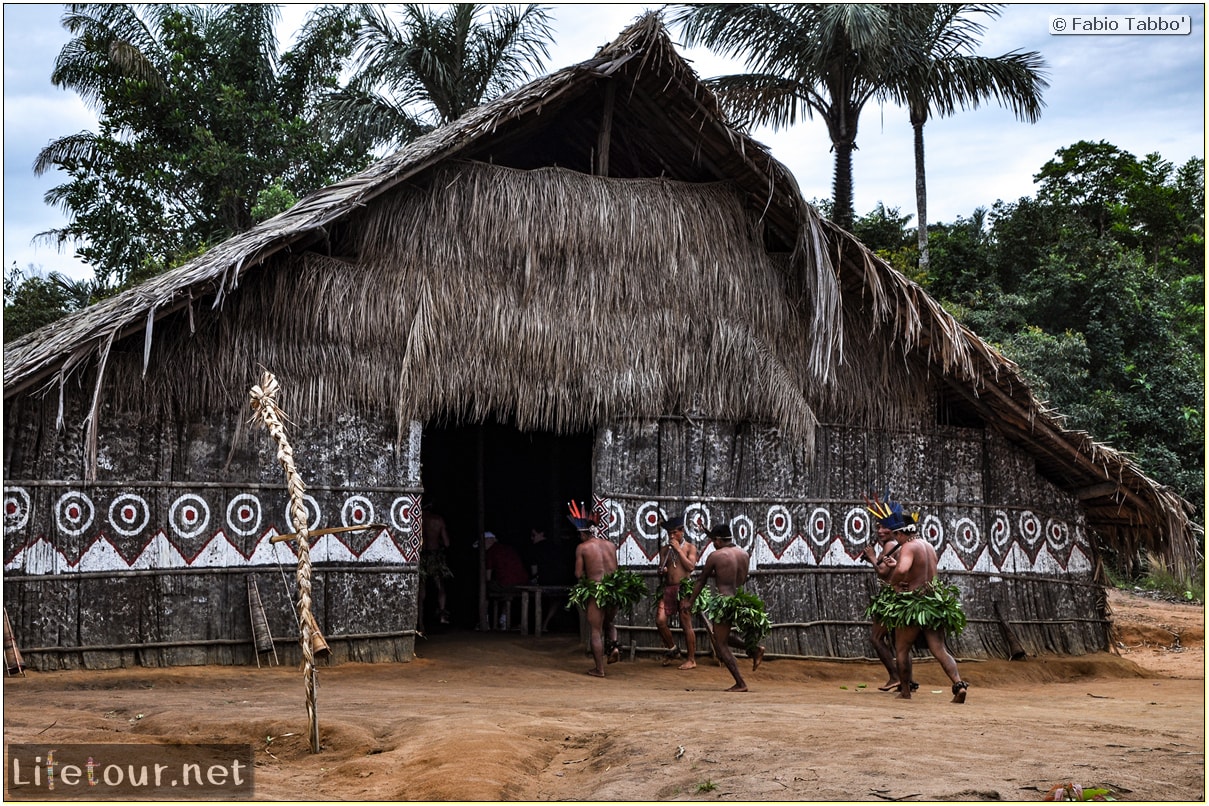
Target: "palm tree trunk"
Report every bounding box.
[832,139,855,231]
[913,117,929,272]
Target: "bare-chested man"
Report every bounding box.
[572,517,622,677]
[860,523,903,691]
[418,506,452,633]
[655,514,699,670]
[687,524,768,692]
[867,497,968,703]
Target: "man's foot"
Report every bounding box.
[438,610,450,625]
[607,646,621,664]
[586,668,605,678]
[677,660,696,670]
[662,647,681,667]
[878,680,901,692]
[724,683,748,692]
[750,646,765,672]
[951,681,968,704]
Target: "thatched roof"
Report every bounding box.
[4,13,1197,573]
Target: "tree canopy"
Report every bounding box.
[33,3,373,290]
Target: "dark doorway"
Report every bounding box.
[419,421,592,633]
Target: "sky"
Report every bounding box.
[2,3,1205,282]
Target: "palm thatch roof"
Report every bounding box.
[4,13,1197,574]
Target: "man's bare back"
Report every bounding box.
[700,545,748,595]
[575,537,618,582]
[422,511,449,552]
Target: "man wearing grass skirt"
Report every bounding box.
[864,494,969,703]
[568,507,645,678]
[686,523,769,692]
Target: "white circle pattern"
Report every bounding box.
[283,494,322,533]
[635,501,663,540]
[951,517,980,553]
[108,493,150,537]
[342,495,375,527]
[808,507,832,547]
[1046,518,1070,551]
[765,504,792,543]
[390,496,418,531]
[1019,511,1042,547]
[169,494,210,539]
[4,487,30,532]
[56,491,95,537]
[921,514,944,550]
[226,494,262,537]
[843,507,869,543]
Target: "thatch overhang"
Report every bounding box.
[3,13,1197,572]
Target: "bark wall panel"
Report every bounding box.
[3,392,423,670]
[598,416,1108,661]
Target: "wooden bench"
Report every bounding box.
[516,585,570,637]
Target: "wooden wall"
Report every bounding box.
[595,415,1109,661]
[3,395,422,670]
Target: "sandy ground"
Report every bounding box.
[2,588,1203,802]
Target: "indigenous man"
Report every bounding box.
[865,494,968,703]
[418,506,453,633]
[655,514,699,670]
[568,505,645,678]
[687,524,769,692]
[860,522,904,692]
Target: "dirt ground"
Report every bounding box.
[3,588,1203,802]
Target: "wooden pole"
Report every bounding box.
[250,370,321,753]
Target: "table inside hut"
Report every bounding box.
[516,585,571,637]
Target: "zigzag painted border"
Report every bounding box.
[4,526,411,575]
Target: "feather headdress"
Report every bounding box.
[567,500,594,532]
[864,489,920,533]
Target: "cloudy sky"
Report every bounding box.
[3,3,1204,282]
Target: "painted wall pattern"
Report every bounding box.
[4,486,422,574]
[599,497,1093,577]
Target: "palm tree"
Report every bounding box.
[323,4,554,151]
[887,5,1047,271]
[669,4,914,230]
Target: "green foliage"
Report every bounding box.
[3,263,109,341]
[34,3,373,289]
[696,780,717,793]
[917,142,1205,524]
[252,181,299,223]
[567,569,647,610]
[321,3,555,151]
[866,581,967,634]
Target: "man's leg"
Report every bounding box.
[677,602,697,670]
[655,598,679,663]
[586,602,606,676]
[922,630,967,703]
[894,626,921,700]
[871,622,899,690]
[715,624,747,692]
[605,607,620,664]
